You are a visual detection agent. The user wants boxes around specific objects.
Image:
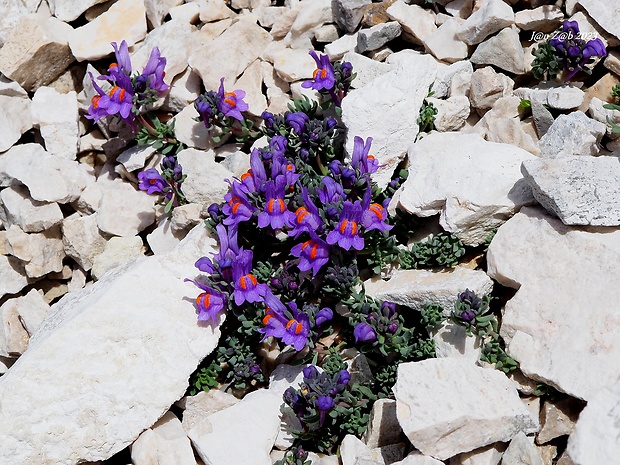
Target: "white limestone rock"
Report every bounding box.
[486,207,620,401]
[432,60,473,99]
[288,0,333,39]
[131,411,197,465]
[62,213,108,271]
[197,0,234,23]
[521,156,620,226]
[31,87,79,160]
[515,6,563,33]
[51,0,107,22]
[424,18,469,64]
[431,321,481,363]
[0,77,32,153]
[69,0,147,62]
[576,1,620,42]
[567,376,620,465]
[188,389,282,465]
[341,53,437,189]
[537,398,581,444]
[268,364,306,450]
[0,225,220,464]
[144,0,184,27]
[386,1,437,45]
[0,144,87,203]
[397,132,536,246]
[334,0,372,33]
[96,184,155,237]
[130,18,195,86]
[587,97,620,136]
[12,289,50,337]
[343,52,393,89]
[365,268,493,315]
[189,18,272,91]
[0,0,40,47]
[116,145,157,173]
[267,46,316,83]
[393,359,539,460]
[449,443,506,465]
[233,59,267,117]
[426,95,470,132]
[0,185,63,233]
[364,399,403,449]
[456,0,514,45]
[325,33,359,61]
[469,67,514,111]
[173,104,213,150]
[539,112,606,158]
[0,254,30,300]
[181,390,240,432]
[162,68,202,113]
[502,432,544,465]
[177,148,232,207]
[5,225,65,279]
[470,27,525,75]
[0,295,30,357]
[146,217,187,255]
[0,15,74,92]
[91,236,145,281]
[357,22,402,53]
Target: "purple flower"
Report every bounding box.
[316,395,335,411]
[318,177,345,204]
[362,191,392,234]
[231,250,268,306]
[351,136,378,175]
[258,176,295,230]
[269,135,288,157]
[381,301,397,317]
[291,234,330,276]
[136,46,169,95]
[460,309,476,323]
[303,365,319,380]
[315,307,333,326]
[138,169,169,196]
[260,295,310,351]
[222,182,255,226]
[270,153,301,187]
[217,78,248,121]
[337,369,350,386]
[210,223,240,274]
[86,72,135,128]
[193,283,227,323]
[326,201,364,251]
[262,111,274,128]
[108,41,132,78]
[195,96,216,127]
[583,38,606,59]
[302,51,335,92]
[289,188,323,238]
[354,322,377,343]
[239,149,268,194]
[286,112,308,135]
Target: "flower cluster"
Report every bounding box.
[450,288,491,334]
[138,155,187,212]
[194,78,256,142]
[302,51,354,108]
[86,41,169,130]
[188,56,395,355]
[532,20,606,82]
[282,366,352,449]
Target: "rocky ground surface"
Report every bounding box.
[0,0,619,464]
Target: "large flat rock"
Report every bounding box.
[0,225,220,464]
[521,156,620,226]
[487,207,620,401]
[396,132,536,246]
[393,359,538,460]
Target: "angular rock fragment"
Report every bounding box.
[334,0,372,33]
[12,289,50,337]
[426,95,470,132]
[470,27,525,75]
[386,1,437,45]
[424,19,469,64]
[0,0,40,47]
[189,18,272,91]
[363,399,403,449]
[521,156,620,226]
[4,225,65,279]
[469,67,513,111]
[456,0,514,45]
[31,87,79,160]
[0,77,32,153]
[431,60,473,99]
[343,52,393,89]
[177,148,233,207]
[96,184,156,237]
[577,1,620,42]
[449,443,506,465]
[357,21,402,53]
[131,411,196,465]
[188,389,282,465]
[342,53,437,189]
[397,132,536,246]
[394,359,538,460]
[515,5,563,33]
[51,0,109,22]
[91,236,146,281]
[0,296,30,357]
[365,268,493,315]
[502,432,544,465]
[487,207,620,400]
[69,0,147,61]
[539,112,606,158]
[0,225,219,464]
[0,144,87,203]
[0,255,30,300]
[0,15,74,92]
[144,0,184,27]
[0,185,63,233]
[181,390,239,432]
[537,398,582,445]
[62,213,109,271]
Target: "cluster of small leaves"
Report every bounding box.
[451,289,518,373]
[534,383,562,400]
[420,302,446,332]
[135,114,185,156]
[187,361,221,396]
[417,90,438,135]
[482,228,497,253]
[531,41,562,81]
[273,447,313,465]
[603,85,620,134]
[400,232,466,269]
